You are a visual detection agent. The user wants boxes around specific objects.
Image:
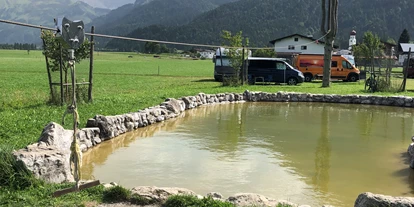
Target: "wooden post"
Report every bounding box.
[241,46,245,85]
[88,26,95,103]
[53,180,100,197]
[219,47,223,67]
[59,43,64,105]
[41,29,54,102]
[402,47,411,91]
[245,48,249,83]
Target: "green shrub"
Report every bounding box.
[0,146,41,190]
[130,194,154,205]
[163,195,235,207]
[222,75,241,87]
[102,185,131,203]
[276,204,294,207]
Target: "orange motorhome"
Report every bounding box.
[293,54,360,82]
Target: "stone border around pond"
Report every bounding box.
[14,90,414,183]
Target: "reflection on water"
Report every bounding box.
[82,102,414,207]
[312,107,332,200]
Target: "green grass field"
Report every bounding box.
[1,49,414,206]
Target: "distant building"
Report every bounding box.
[269,34,339,57]
[398,43,414,66]
[349,30,357,50]
[197,49,215,59]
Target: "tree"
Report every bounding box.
[41,30,90,103]
[320,0,339,87]
[144,42,161,54]
[252,49,276,57]
[398,29,410,53]
[220,30,249,85]
[354,31,382,71]
[354,31,383,92]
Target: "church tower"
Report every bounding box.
[349,30,357,50]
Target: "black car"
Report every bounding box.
[247,57,304,85]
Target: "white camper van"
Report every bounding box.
[213,47,251,81]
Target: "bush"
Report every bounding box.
[0,146,41,190]
[102,186,131,203]
[222,75,241,87]
[376,77,400,92]
[130,194,154,205]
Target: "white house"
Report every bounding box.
[269,34,339,55]
[399,43,414,66]
[198,49,215,59]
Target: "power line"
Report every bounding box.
[0,18,329,50]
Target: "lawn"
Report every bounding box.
[1,49,414,206]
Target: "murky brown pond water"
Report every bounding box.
[82,102,414,206]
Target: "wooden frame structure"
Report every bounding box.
[43,26,95,105]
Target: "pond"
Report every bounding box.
[81,102,414,206]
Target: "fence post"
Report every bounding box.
[402,47,411,91]
[59,43,64,105]
[88,26,95,102]
[241,46,245,85]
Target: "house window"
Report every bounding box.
[294,37,299,42]
[288,45,295,50]
[301,46,307,50]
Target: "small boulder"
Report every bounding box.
[130,186,197,203]
[207,192,224,200]
[355,192,414,207]
[226,193,281,207]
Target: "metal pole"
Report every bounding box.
[88,26,94,103]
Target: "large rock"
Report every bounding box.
[162,98,186,114]
[407,137,414,169]
[131,186,197,203]
[13,122,100,183]
[14,122,74,183]
[13,144,73,183]
[38,122,74,151]
[355,192,414,207]
[226,193,298,207]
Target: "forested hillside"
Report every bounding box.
[89,0,239,46]
[0,0,109,43]
[105,0,414,51]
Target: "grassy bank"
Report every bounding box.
[1,49,414,206]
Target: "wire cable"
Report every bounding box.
[0,18,330,50]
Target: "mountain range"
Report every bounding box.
[105,0,414,51]
[78,0,135,9]
[88,0,239,46]
[0,0,413,51]
[0,0,109,43]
